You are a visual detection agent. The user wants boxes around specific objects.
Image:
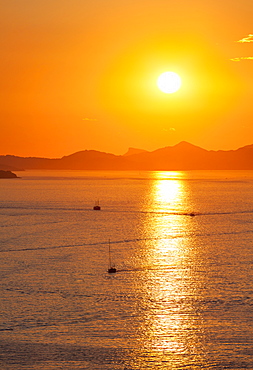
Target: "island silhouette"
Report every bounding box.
[0,141,252,171]
[0,170,18,178]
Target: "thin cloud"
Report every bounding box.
[230,57,253,62]
[237,34,253,43]
[231,34,253,61]
[82,118,97,121]
[162,127,176,132]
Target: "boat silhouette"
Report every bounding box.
[108,239,116,273]
[93,200,101,210]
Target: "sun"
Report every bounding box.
[157,71,182,94]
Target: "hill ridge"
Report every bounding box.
[0,142,252,170]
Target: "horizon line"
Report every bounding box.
[0,140,252,159]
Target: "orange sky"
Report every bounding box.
[1,0,253,157]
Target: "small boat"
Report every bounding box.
[108,266,117,273]
[93,200,101,210]
[108,239,117,273]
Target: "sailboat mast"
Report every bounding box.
[107,239,117,273]
[108,239,112,268]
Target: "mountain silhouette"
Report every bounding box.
[0,142,252,170]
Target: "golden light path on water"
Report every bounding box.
[135,171,206,367]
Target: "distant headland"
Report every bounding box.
[0,141,252,171]
[0,170,19,178]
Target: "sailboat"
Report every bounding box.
[93,199,101,210]
[108,239,117,273]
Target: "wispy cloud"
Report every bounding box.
[230,57,253,62]
[237,34,253,43]
[162,127,176,132]
[82,118,97,121]
[231,34,253,61]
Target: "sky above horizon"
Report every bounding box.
[1,0,253,157]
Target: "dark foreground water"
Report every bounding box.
[0,170,253,369]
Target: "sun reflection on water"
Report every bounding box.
[155,178,181,205]
[135,171,206,367]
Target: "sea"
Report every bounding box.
[0,170,253,369]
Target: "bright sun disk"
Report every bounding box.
[157,71,181,94]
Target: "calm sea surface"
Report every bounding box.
[0,170,253,369]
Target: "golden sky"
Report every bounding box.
[1,0,253,157]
